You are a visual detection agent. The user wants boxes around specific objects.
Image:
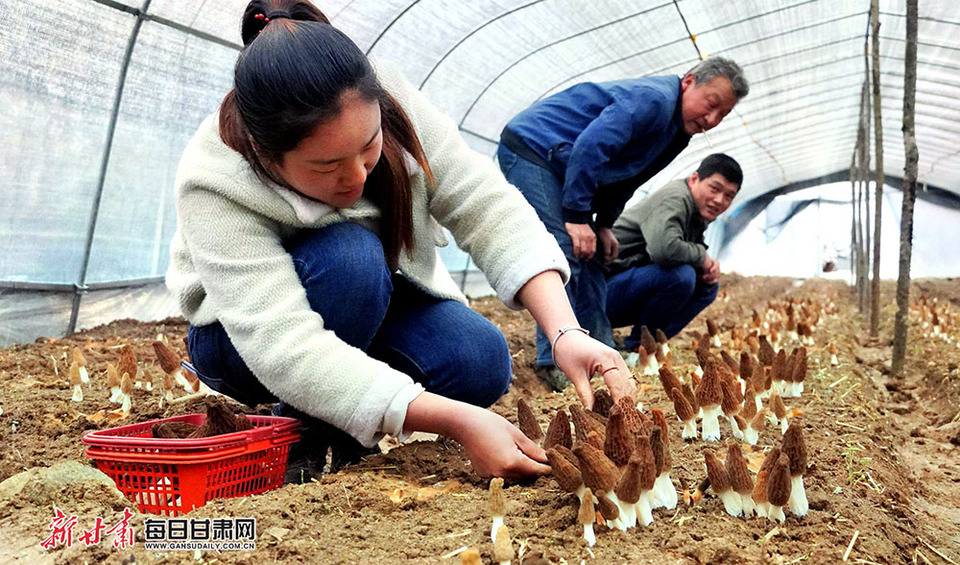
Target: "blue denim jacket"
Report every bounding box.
[501,75,690,228]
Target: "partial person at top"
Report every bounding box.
[497,57,748,390]
[166,0,634,481]
[606,153,743,349]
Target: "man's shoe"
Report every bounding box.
[536,366,571,392]
[273,403,381,483]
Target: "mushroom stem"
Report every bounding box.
[681,419,697,440]
[788,476,809,516]
[768,504,786,523]
[728,416,744,440]
[720,489,743,518]
[490,516,503,544]
[72,385,84,403]
[635,491,654,527]
[741,494,757,518]
[582,523,596,547]
[653,473,677,510]
[701,405,722,441]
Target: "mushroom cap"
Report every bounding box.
[649,426,665,475]
[771,349,788,382]
[658,366,683,398]
[152,341,181,374]
[781,423,808,476]
[69,362,82,386]
[704,449,730,492]
[769,392,787,419]
[72,346,86,367]
[614,456,643,504]
[574,443,620,494]
[516,398,544,445]
[488,477,505,517]
[696,358,723,407]
[543,409,572,451]
[596,494,620,521]
[791,347,808,384]
[459,549,482,565]
[616,396,644,438]
[570,405,605,447]
[759,446,782,476]
[720,350,740,376]
[120,372,133,394]
[640,325,658,356]
[720,376,741,416]
[633,434,657,490]
[118,344,138,380]
[758,336,775,366]
[726,443,754,494]
[706,318,719,337]
[741,389,758,420]
[106,364,120,388]
[554,445,579,469]
[656,328,669,344]
[592,388,614,418]
[739,351,754,382]
[577,488,596,526]
[546,449,583,494]
[681,382,700,414]
[752,469,770,503]
[651,408,671,454]
[603,405,635,468]
[766,453,793,506]
[671,387,696,422]
[492,525,513,562]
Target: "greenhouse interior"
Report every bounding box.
[2,0,957,347]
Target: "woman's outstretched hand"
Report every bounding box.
[552,330,636,409]
[404,392,551,480]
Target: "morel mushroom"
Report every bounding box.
[765,453,792,523]
[543,409,572,451]
[73,347,89,383]
[671,387,697,440]
[782,423,809,517]
[705,449,741,517]
[488,477,506,543]
[516,398,543,445]
[726,443,756,517]
[696,358,724,441]
[492,524,513,565]
[578,488,597,547]
[69,361,83,402]
[546,448,585,502]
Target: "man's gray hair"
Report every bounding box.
[686,57,749,99]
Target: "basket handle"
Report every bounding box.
[85,443,250,464]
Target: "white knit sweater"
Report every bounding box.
[166,63,568,447]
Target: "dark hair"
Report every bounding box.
[219,0,434,268]
[686,57,749,100]
[696,153,743,189]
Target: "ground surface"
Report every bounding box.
[1,276,958,564]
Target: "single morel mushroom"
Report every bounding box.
[770,349,787,396]
[828,342,839,366]
[492,524,513,565]
[765,453,793,523]
[658,366,683,400]
[744,408,767,446]
[758,335,775,367]
[596,494,623,532]
[459,549,481,565]
[720,376,743,439]
[782,423,809,516]
[671,387,697,440]
[726,443,756,518]
[604,405,635,468]
[592,388,614,418]
[546,448,586,502]
[706,318,722,348]
[650,410,677,509]
[752,469,770,519]
[704,449,741,517]
[681,381,701,421]
[73,347,89,383]
[720,350,740,378]
[543,409,572,451]
[570,405,605,448]
[153,340,192,393]
[655,328,670,359]
[789,347,807,398]
[696,358,724,441]
[488,477,506,543]
[578,488,597,547]
[639,326,660,376]
[516,398,543,445]
[769,392,789,435]
[118,344,144,391]
[106,364,122,404]
[616,396,645,438]
[69,361,84,402]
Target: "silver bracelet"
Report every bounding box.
[551,325,590,367]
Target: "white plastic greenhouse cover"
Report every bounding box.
[1,0,958,346]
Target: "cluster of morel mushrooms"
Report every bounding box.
[486,296,836,553]
[64,338,241,438]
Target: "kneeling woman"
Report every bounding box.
[168,0,633,479]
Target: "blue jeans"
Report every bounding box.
[497,144,614,366]
[188,222,512,411]
[606,263,718,348]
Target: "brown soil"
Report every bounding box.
[1,276,959,564]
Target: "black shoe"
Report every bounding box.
[535,366,571,392]
[273,403,381,483]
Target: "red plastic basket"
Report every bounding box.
[82,414,301,516]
